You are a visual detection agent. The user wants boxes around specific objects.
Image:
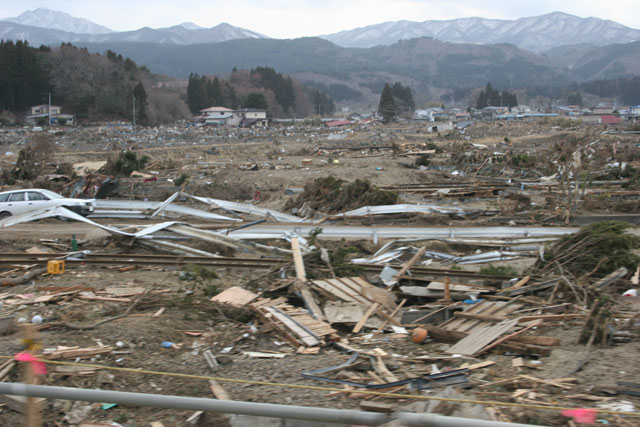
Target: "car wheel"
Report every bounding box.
[0,211,11,219]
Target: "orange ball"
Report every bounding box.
[411,327,428,344]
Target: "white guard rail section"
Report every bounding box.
[0,383,544,427]
[226,225,579,241]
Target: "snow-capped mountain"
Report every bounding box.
[0,8,268,46]
[321,12,640,52]
[2,8,113,34]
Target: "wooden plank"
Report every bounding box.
[498,279,559,297]
[424,326,551,356]
[299,287,326,322]
[455,301,509,333]
[353,303,380,333]
[375,299,406,332]
[518,314,586,323]
[264,306,319,346]
[312,279,357,303]
[209,380,231,400]
[509,335,560,346]
[290,237,307,281]
[475,319,543,356]
[460,360,496,370]
[350,277,397,309]
[0,394,45,415]
[441,300,500,331]
[326,278,370,305]
[592,267,628,289]
[211,286,258,307]
[498,276,530,293]
[392,246,427,284]
[446,319,519,355]
[453,312,507,322]
[252,307,302,347]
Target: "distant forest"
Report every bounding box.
[187,67,334,118]
[0,40,190,124]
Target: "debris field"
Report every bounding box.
[0,119,639,426]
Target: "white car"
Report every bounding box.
[0,189,95,219]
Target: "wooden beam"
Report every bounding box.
[352,303,380,333]
[375,299,406,332]
[209,380,231,400]
[290,237,307,281]
[299,287,326,322]
[392,246,427,284]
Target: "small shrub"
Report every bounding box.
[415,154,431,167]
[479,265,519,277]
[105,150,150,176]
[174,173,189,187]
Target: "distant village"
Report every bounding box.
[21,101,640,132]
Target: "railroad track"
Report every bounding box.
[0,252,513,280]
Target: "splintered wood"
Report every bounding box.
[251,298,336,348]
[311,276,399,331]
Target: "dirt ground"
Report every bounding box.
[1,119,639,426]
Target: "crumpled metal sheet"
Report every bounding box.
[0,205,177,237]
[338,204,495,217]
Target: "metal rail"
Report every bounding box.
[0,383,542,427]
[0,252,511,280]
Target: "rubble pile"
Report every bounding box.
[0,118,639,426]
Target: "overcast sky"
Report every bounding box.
[2,0,639,38]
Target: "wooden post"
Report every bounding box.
[439,276,453,304]
[21,324,42,427]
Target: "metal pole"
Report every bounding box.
[0,383,543,427]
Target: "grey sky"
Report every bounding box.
[1,0,639,38]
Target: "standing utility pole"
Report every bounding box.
[47,92,51,125]
[132,93,136,127]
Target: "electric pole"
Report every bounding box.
[132,93,136,127]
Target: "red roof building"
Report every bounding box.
[600,115,622,124]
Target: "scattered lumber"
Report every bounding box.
[211,286,258,307]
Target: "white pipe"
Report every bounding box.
[0,383,543,427]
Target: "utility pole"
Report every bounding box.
[47,92,51,125]
[132,93,136,127]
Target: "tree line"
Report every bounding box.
[187,66,334,118]
[476,83,518,109]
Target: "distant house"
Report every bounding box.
[196,106,268,127]
[196,106,234,125]
[631,106,640,115]
[324,120,352,127]
[511,105,531,114]
[593,105,615,115]
[234,108,268,128]
[26,104,75,125]
[412,109,434,121]
[600,115,623,125]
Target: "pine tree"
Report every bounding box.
[245,92,268,111]
[378,83,397,122]
[133,81,148,125]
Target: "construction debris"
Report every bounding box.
[1,120,639,426]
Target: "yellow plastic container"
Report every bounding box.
[47,260,65,275]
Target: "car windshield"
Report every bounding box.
[38,189,64,200]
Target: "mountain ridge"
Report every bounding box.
[321,12,640,52]
[2,8,113,35]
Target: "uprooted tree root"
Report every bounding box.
[535,221,640,281]
[284,176,398,214]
